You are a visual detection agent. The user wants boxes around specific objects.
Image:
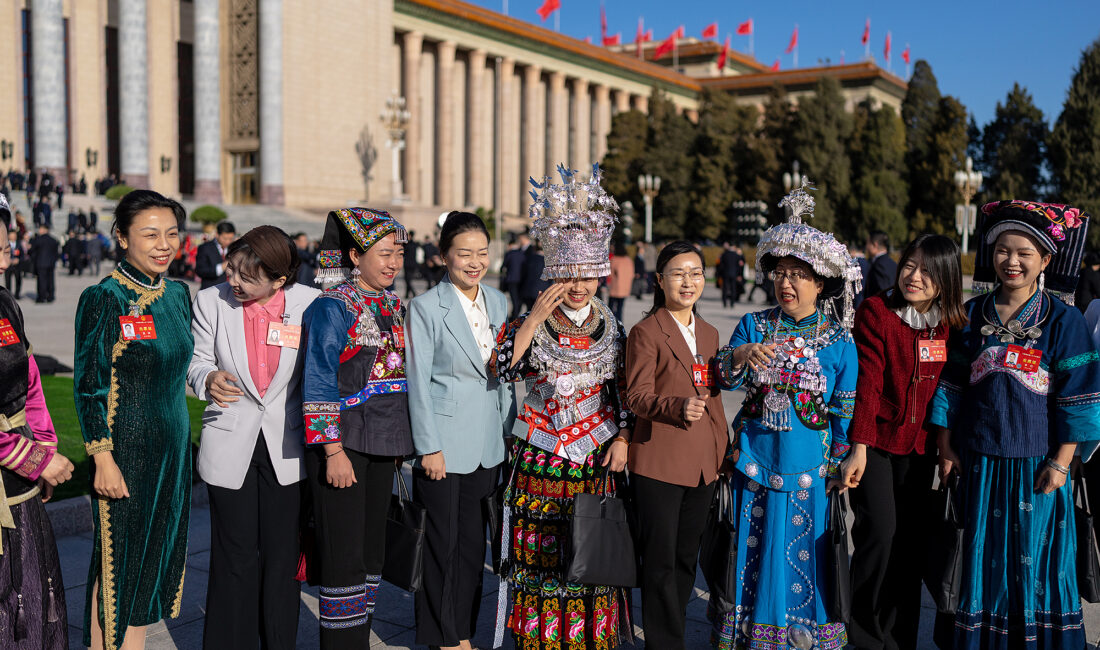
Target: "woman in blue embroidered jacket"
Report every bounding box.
[712,183,861,650]
[301,208,413,649]
[488,166,634,650]
[930,200,1100,650]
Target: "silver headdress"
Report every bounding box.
[755,180,863,329]
[528,164,618,280]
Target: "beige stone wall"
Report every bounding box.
[146,0,178,197]
[280,0,394,208]
[66,0,108,184]
[1,2,22,170]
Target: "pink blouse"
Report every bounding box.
[242,289,285,398]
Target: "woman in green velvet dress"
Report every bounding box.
[73,190,194,650]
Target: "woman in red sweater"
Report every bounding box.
[840,234,966,650]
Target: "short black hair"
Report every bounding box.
[112,189,186,238]
[868,231,889,251]
[216,221,236,235]
[439,211,489,254]
[226,225,300,287]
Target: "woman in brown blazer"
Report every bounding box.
[624,240,728,650]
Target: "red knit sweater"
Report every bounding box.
[849,294,953,455]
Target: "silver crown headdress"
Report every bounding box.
[528,164,619,280]
[755,180,863,329]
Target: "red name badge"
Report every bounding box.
[0,319,20,347]
[692,363,713,387]
[918,339,946,363]
[558,334,590,350]
[1003,344,1042,373]
[119,315,157,341]
[266,322,301,349]
[391,326,406,349]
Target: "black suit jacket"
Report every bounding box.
[521,250,549,298]
[502,248,526,284]
[864,253,897,298]
[29,234,60,269]
[195,240,226,289]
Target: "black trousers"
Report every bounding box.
[4,268,20,298]
[608,296,625,322]
[35,267,54,302]
[720,276,740,307]
[848,447,936,650]
[506,282,522,319]
[412,464,498,646]
[305,447,393,649]
[633,473,716,650]
[204,435,302,650]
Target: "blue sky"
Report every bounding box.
[472,1,1099,127]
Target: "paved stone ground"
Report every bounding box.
[9,213,1099,647]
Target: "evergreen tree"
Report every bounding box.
[749,84,796,226]
[981,83,1049,201]
[790,77,852,236]
[1050,37,1100,247]
[687,89,758,241]
[600,109,649,213]
[912,96,970,235]
[645,90,697,241]
[901,60,943,223]
[848,100,909,244]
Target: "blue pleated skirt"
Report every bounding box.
[712,471,847,650]
[942,452,1085,650]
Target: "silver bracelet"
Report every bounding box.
[1045,458,1069,475]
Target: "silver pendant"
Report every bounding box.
[555,374,576,397]
[764,388,789,414]
[980,324,996,336]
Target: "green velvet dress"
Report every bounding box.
[72,260,193,649]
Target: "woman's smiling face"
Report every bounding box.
[992,231,1051,292]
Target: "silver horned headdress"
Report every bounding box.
[529,164,619,280]
[755,180,863,329]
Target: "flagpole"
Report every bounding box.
[554,9,560,32]
[502,0,507,15]
[749,28,754,56]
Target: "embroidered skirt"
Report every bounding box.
[937,452,1085,650]
[0,492,67,649]
[504,440,624,650]
[712,471,847,650]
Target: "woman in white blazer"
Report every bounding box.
[187,225,320,650]
[406,212,516,650]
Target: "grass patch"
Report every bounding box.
[41,375,205,501]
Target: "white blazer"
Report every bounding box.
[187,282,321,489]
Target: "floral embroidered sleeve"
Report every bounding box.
[610,321,636,433]
[826,336,859,476]
[489,315,536,383]
[301,297,350,445]
[716,313,755,390]
[0,356,57,481]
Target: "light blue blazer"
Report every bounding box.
[406,278,517,474]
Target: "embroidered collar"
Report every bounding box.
[115,259,163,291]
[979,288,1048,343]
[894,303,942,330]
[560,303,592,327]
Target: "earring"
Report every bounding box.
[351,268,362,278]
[1038,271,1045,294]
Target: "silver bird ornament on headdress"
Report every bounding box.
[528,164,618,281]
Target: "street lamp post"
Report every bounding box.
[637,174,660,243]
[954,156,983,254]
[381,92,411,203]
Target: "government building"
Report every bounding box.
[0,0,908,234]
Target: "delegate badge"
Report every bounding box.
[1003,344,1042,373]
[119,315,157,341]
[266,322,301,349]
[692,363,713,387]
[918,339,946,363]
[391,325,406,349]
[558,334,590,350]
[0,319,20,347]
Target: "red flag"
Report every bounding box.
[655,33,676,59]
[635,17,644,56]
[643,29,653,42]
[736,19,753,35]
[717,36,730,70]
[702,23,718,40]
[602,33,621,46]
[902,44,911,64]
[785,25,798,54]
[884,31,892,62]
[536,0,560,22]
[674,25,685,39]
[600,4,607,41]
[861,17,870,46]
[770,58,781,71]
[584,36,592,44]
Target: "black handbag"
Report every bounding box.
[383,464,427,592]
[923,475,964,613]
[826,491,852,624]
[483,453,521,576]
[565,467,637,588]
[699,476,737,614]
[1075,473,1100,603]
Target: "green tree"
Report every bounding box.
[981,83,1048,201]
[912,96,970,235]
[1049,37,1100,247]
[847,100,909,244]
[790,77,852,236]
[645,90,697,241]
[901,60,943,223]
[747,84,795,227]
[600,108,648,211]
[687,89,758,241]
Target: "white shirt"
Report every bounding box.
[673,311,698,357]
[453,283,495,364]
[560,303,592,327]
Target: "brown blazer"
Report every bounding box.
[624,308,728,487]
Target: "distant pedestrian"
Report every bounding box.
[501,233,527,318]
[85,232,103,276]
[403,228,421,298]
[1075,251,1100,312]
[28,224,59,302]
[6,229,24,298]
[421,234,444,288]
[863,231,896,298]
[717,241,744,308]
[633,241,648,299]
[519,241,549,313]
[608,240,632,321]
[195,221,237,289]
[293,231,317,287]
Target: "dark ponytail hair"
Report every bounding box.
[883,233,967,329]
[439,211,490,254]
[645,240,704,318]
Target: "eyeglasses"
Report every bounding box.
[769,269,814,283]
[660,269,706,283]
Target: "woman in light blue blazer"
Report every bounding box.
[406,211,516,650]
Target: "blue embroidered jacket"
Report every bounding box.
[929,290,1100,458]
[715,309,858,491]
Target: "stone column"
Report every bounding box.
[592,84,611,161]
[613,88,631,114]
[466,49,487,209]
[402,31,422,204]
[192,0,221,201]
[570,78,590,169]
[633,94,649,114]
[684,108,699,123]
[119,0,149,188]
[259,0,284,204]
[30,0,65,180]
[521,64,543,207]
[499,57,519,218]
[435,41,456,208]
[547,71,567,170]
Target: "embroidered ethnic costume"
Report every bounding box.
[929,201,1100,650]
[711,182,859,650]
[73,260,194,649]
